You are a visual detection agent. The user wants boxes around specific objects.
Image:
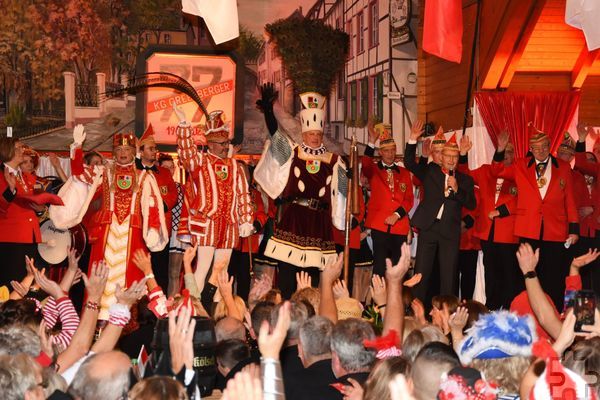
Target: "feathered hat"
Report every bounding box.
[459,311,537,365]
[363,330,402,360]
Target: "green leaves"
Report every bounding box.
[265,17,349,95]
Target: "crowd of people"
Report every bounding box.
[0,81,598,400]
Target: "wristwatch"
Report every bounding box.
[523,271,537,280]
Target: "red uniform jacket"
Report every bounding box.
[458,160,519,244]
[494,155,578,242]
[152,165,177,236]
[574,151,599,237]
[362,149,414,236]
[0,166,41,243]
[332,191,366,249]
[460,188,481,251]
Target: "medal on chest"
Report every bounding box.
[386,170,395,192]
[215,164,229,181]
[116,174,133,190]
[537,176,547,188]
[306,159,321,174]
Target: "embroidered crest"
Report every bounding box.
[510,186,517,196]
[560,178,565,189]
[399,183,407,192]
[306,159,321,174]
[160,185,168,195]
[215,164,229,180]
[116,174,132,190]
[307,95,319,109]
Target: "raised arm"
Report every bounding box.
[404,120,427,180]
[382,243,410,345]
[256,83,279,136]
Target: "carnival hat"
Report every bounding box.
[459,310,537,365]
[299,92,326,133]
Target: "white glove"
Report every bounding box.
[239,223,254,238]
[73,124,86,146]
[173,104,187,123]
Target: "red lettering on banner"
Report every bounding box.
[146,80,234,113]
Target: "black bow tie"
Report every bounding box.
[378,162,399,173]
[136,159,158,172]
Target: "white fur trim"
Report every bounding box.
[141,173,168,252]
[331,156,347,230]
[265,238,337,269]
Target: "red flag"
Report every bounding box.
[422,0,463,63]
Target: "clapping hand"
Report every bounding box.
[81,261,109,304]
[296,271,312,290]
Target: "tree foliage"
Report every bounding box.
[238,26,264,64]
[265,16,349,95]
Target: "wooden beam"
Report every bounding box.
[480,0,537,89]
[499,0,547,88]
[571,47,600,88]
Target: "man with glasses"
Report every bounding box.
[405,125,476,303]
[174,108,254,294]
[494,127,579,309]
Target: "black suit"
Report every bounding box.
[287,359,338,400]
[404,142,476,301]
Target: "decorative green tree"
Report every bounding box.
[238,26,264,64]
[265,17,349,96]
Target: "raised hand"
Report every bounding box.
[222,370,263,400]
[296,271,312,290]
[73,124,86,145]
[403,273,422,288]
[516,243,539,274]
[385,242,411,283]
[421,138,432,158]
[132,249,153,276]
[367,118,379,143]
[4,168,16,193]
[115,278,148,309]
[577,124,588,143]
[32,267,64,299]
[370,274,387,306]
[410,120,425,141]
[497,129,510,151]
[217,270,234,299]
[182,243,198,273]
[321,252,343,285]
[411,298,427,327]
[448,306,469,334]
[571,248,600,270]
[258,301,291,359]
[256,83,278,112]
[459,134,472,155]
[168,306,196,373]
[10,279,30,298]
[81,261,109,303]
[332,280,350,300]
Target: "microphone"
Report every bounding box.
[447,169,455,195]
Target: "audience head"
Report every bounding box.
[461,300,489,330]
[215,339,250,377]
[291,287,320,314]
[0,137,24,166]
[68,351,132,400]
[215,317,246,343]
[158,153,175,175]
[410,342,460,400]
[0,299,43,331]
[529,130,551,162]
[298,316,333,367]
[263,288,282,305]
[0,353,44,400]
[250,301,274,339]
[271,300,310,345]
[129,376,188,400]
[363,356,411,400]
[562,337,600,398]
[430,295,459,329]
[335,297,363,320]
[0,324,42,357]
[84,151,104,167]
[437,366,498,400]
[330,318,376,377]
[214,296,246,322]
[460,311,536,395]
[42,367,68,399]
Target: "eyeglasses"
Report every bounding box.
[210,141,230,147]
[530,144,549,152]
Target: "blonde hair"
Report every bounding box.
[471,356,531,394]
[214,296,247,322]
[128,376,188,400]
[291,287,320,314]
[363,357,411,400]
